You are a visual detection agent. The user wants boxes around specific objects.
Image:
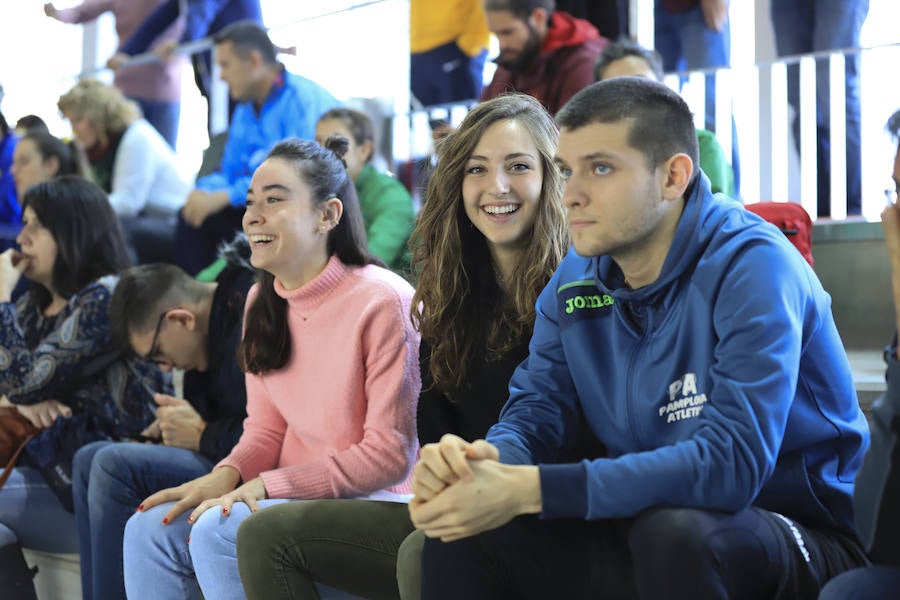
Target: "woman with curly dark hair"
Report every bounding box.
[234,93,570,600]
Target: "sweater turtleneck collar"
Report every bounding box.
[273,255,349,314]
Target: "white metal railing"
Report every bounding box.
[407,43,899,223]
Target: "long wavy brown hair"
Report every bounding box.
[410,94,568,393]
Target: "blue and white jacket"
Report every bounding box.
[196,68,340,207]
[487,175,869,534]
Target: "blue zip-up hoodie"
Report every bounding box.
[196,69,340,206]
[487,174,869,534]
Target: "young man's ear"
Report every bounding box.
[248,48,264,70]
[168,308,198,331]
[661,154,694,201]
[529,7,549,34]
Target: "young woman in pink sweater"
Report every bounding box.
[121,137,421,600]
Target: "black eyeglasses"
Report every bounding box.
[145,309,173,363]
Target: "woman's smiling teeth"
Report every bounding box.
[483,204,520,215]
[250,234,275,243]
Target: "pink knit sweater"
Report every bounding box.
[218,256,420,498]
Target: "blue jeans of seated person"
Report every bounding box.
[770,0,869,216]
[0,466,77,552]
[819,565,900,599]
[420,507,868,599]
[132,97,180,149]
[72,441,215,600]
[655,0,741,198]
[123,498,291,600]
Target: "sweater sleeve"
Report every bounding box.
[54,0,113,24]
[258,291,421,500]
[216,370,286,479]
[0,282,117,405]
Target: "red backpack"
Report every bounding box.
[745,201,814,267]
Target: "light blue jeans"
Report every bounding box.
[73,441,216,600]
[0,466,76,552]
[123,498,290,600]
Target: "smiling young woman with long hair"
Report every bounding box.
[121,137,420,600]
[232,93,571,600]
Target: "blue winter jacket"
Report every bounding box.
[195,70,340,207]
[487,174,869,534]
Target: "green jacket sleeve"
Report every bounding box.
[356,166,415,269]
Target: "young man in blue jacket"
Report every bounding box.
[409,78,870,598]
[173,21,340,274]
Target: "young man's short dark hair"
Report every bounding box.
[556,78,700,177]
[109,263,212,354]
[213,20,277,64]
[593,39,665,82]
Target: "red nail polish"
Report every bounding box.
[222,508,229,515]
[162,518,169,525]
[186,536,190,544]
[137,504,144,511]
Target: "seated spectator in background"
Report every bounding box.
[122,137,420,599]
[174,21,340,276]
[111,0,263,132]
[594,39,735,197]
[410,0,490,106]
[13,115,49,137]
[821,108,900,599]
[0,107,20,249]
[45,0,185,148]
[72,236,253,600]
[235,93,571,600]
[315,108,415,274]
[8,131,82,302]
[0,176,167,598]
[10,131,81,200]
[481,0,607,115]
[410,78,870,598]
[57,79,191,264]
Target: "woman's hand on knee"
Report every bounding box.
[138,466,242,524]
[187,476,268,523]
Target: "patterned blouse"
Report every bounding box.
[0,275,167,439]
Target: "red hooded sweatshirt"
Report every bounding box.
[482,11,608,115]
